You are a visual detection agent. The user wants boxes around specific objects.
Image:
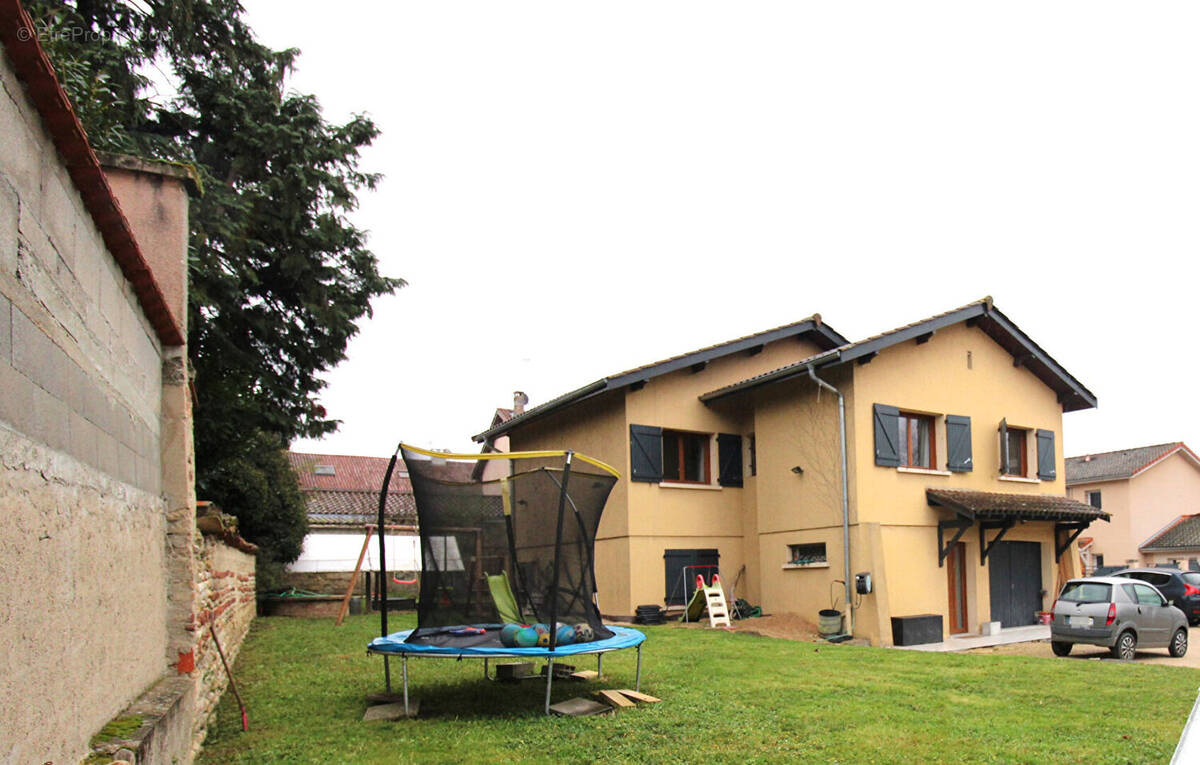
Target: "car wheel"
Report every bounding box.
[1051,641,1072,657]
[1112,630,1137,660]
[1171,628,1189,658]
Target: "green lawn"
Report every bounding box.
[198,615,1197,764]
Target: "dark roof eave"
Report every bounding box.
[473,318,844,442]
[700,300,1097,411]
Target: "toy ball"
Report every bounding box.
[573,623,595,643]
[515,627,540,647]
[537,630,551,647]
[555,624,576,646]
[499,623,522,647]
[533,623,549,635]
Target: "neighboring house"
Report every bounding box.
[474,298,1108,646]
[1,4,254,760]
[285,451,475,594]
[286,451,420,594]
[1066,442,1200,570]
[472,391,525,483]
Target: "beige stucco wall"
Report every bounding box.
[1067,479,1133,565]
[509,333,827,615]
[844,322,1078,644]
[0,426,168,764]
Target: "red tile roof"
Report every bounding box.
[288,452,409,493]
[288,451,473,526]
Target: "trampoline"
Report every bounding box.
[367,444,647,715]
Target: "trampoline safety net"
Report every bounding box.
[389,444,619,649]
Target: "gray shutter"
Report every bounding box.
[945,415,972,472]
[717,434,743,488]
[998,418,1008,474]
[630,425,663,482]
[1036,429,1056,480]
[873,404,900,467]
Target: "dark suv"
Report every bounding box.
[1114,568,1200,625]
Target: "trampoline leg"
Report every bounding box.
[484,657,489,679]
[403,656,409,717]
[544,658,554,715]
[384,655,391,694]
[635,645,643,692]
[597,653,603,677]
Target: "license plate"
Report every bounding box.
[1068,615,1092,628]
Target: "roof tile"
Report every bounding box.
[1065,443,1186,484]
[1141,515,1200,551]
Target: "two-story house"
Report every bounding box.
[474,298,1108,646]
[1066,442,1200,571]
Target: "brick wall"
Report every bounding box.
[189,534,256,756]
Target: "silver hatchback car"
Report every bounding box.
[1050,576,1188,660]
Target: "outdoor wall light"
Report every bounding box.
[791,465,804,475]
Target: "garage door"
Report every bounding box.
[988,541,1042,628]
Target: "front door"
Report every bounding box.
[988,541,1043,628]
[947,542,968,634]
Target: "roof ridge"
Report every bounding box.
[1066,442,1183,461]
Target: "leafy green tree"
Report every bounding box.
[26,0,402,573]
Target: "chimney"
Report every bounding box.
[513,391,528,415]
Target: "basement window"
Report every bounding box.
[785,542,828,569]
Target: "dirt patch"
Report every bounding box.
[670,613,870,646]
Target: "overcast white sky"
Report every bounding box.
[241,1,1200,460]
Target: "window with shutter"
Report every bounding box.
[873,404,901,467]
[898,412,936,468]
[1036,429,1056,480]
[629,424,663,482]
[1000,420,1028,476]
[716,434,743,487]
[945,415,972,472]
[662,430,710,483]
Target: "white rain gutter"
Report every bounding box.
[807,363,853,634]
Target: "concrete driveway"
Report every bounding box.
[966,624,1200,668]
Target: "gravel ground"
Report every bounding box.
[965,625,1200,668]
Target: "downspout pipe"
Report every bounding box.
[807,365,853,635]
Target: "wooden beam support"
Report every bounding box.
[856,352,877,366]
[1055,522,1090,561]
[938,518,973,567]
[628,380,646,392]
[745,344,764,357]
[979,520,1015,565]
[689,361,708,374]
[915,331,934,345]
[1013,354,1033,368]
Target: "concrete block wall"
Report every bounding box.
[0,46,171,764]
[0,50,163,495]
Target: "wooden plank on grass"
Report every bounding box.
[596,690,636,709]
[616,689,661,703]
[569,669,599,681]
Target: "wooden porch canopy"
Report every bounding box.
[927,488,1110,567]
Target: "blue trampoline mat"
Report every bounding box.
[369,625,645,657]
